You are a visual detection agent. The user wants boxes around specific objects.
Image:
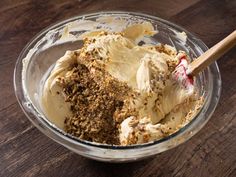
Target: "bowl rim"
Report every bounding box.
[14,11,222,150]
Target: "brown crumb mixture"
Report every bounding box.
[57,61,137,145]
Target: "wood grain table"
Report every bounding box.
[0,0,236,176]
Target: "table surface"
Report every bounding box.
[0,0,236,176]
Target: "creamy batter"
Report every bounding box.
[41,22,203,145]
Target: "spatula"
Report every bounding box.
[173,30,236,88]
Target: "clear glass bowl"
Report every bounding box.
[14,11,221,162]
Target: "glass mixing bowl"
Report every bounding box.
[14,11,221,162]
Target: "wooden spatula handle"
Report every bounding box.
[188,30,236,76]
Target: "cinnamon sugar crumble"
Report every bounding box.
[57,61,137,145]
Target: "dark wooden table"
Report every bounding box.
[0,0,236,176]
